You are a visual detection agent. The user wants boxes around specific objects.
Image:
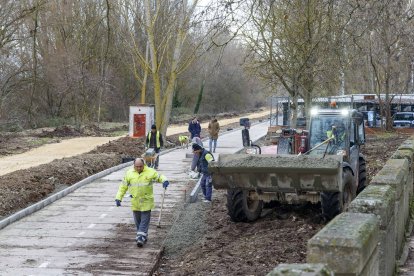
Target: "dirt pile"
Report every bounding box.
[214,154,340,169]
[361,129,412,183]
[0,136,148,219]
[90,136,146,156]
[37,124,128,138]
[157,191,323,276]
[0,153,120,219]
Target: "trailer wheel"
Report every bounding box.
[226,189,263,222]
[321,168,353,221]
[357,158,367,195]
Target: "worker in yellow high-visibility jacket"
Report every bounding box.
[145,124,164,169]
[326,122,345,146]
[115,158,169,247]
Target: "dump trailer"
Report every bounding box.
[209,108,367,222]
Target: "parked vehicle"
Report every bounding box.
[392,112,414,128]
[296,117,307,128]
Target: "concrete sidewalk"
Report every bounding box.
[0,121,269,275]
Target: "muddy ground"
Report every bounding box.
[155,128,413,276]
[0,118,412,275]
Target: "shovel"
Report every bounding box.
[157,188,166,228]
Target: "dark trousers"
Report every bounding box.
[200,174,212,201]
[133,210,151,238]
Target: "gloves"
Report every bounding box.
[115,199,121,207]
[189,171,199,179]
[163,181,169,189]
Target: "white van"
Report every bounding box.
[393,112,414,128]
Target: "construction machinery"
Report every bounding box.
[209,108,366,222]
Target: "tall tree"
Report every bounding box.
[239,0,342,124]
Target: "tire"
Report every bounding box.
[357,158,367,195]
[321,168,353,221]
[320,191,340,221]
[342,168,354,210]
[226,189,263,222]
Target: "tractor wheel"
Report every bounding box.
[320,191,340,221]
[342,168,355,210]
[321,168,353,221]
[226,189,263,222]
[357,158,367,195]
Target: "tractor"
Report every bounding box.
[209,108,366,222]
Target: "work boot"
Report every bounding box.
[136,235,146,247]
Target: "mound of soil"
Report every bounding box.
[157,192,323,276]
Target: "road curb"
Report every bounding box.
[0,161,134,230]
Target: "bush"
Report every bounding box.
[0,121,24,132]
[170,107,194,124]
[35,116,75,128]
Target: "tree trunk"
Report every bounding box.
[140,41,150,104]
[27,2,40,127]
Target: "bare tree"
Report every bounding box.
[238,0,344,124]
[369,0,413,129]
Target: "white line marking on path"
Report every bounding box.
[99,214,107,219]
[77,231,85,236]
[87,224,96,229]
[39,262,49,268]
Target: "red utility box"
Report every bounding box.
[129,105,155,138]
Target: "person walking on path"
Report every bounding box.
[192,136,203,147]
[145,124,163,169]
[115,158,169,247]
[191,143,214,202]
[208,118,220,153]
[188,117,201,139]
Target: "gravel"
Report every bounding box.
[163,198,209,256]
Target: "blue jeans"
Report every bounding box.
[201,174,212,201]
[132,210,151,238]
[209,139,217,152]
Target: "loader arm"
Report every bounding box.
[209,154,343,193]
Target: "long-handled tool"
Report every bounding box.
[157,188,166,228]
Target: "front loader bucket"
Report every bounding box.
[209,154,343,193]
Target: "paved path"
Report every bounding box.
[0,121,269,275]
[165,109,269,136]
